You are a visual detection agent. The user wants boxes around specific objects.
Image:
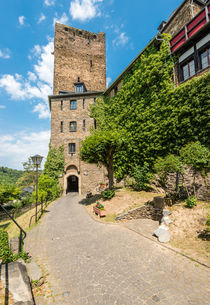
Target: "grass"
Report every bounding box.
[103,213,117,223]
[0,204,47,239]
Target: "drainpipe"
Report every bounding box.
[190,0,195,18]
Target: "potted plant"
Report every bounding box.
[93,202,106,217]
[99,182,105,190]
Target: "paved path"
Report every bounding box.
[25,194,210,305]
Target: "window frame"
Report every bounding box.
[199,46,210,70]
[68,143,76,154]
[179,56,195,82]
[70,100,77,110]
[69,121,77,132]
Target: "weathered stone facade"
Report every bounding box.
[50,24,106,195]
[161,0,204,36]
[53,23,106,95]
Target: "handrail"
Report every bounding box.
[0,204,27,253]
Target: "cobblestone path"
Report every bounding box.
[25,194,210,305]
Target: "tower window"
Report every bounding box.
[79,31,82,35]
[83,99,85,109]
[73,32,75,41]
[70,121,77,132]
[60,121,63,133]
[75,84,84,93]
[94,98,96,104]
[88,37,90,44]
[90,60,93,68]
[70,100,77,110]
[61,100,63,111]
[64,27,68,32]
[69,143,76,154]
[83,120,86,131]
[94,119,97,129]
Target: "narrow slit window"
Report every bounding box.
[61,100,63,111]
[83,120,86,131]
[88,37,90,44]
[90,60,93,68]
[94,119,97,129]
[73,32,75,41]
[60,121,63,133]
[83,99,85,109]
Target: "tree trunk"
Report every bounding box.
[107,148,114,189]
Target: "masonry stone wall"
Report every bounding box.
[163,0,203,36]
[53,23,106,95]
[50,94,107,195]
[51,24,107,195]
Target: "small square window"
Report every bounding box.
[69,143,76,154]
[200,47,210,69]
[70,121,77,132]
[70,100,77,110]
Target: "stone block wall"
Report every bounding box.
[53,23,106,95]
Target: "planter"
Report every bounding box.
[93,206,107,217]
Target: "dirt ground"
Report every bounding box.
[168,201,210,266]
[85,188,163,221]
[85,188,210,266]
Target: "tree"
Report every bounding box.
[80,130,125,189]
[44,145,64,181]
[180,142,210,196]
[36,174,61,203]
[0,184,21,205]
[17,158,37,188]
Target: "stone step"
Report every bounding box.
[0,261,34,305]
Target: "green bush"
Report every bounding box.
[21,193,33,207]
[185,196,198,208]
[102,189,115,200]
[0,229,14,263]
[131,162,154,191]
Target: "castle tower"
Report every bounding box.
[49,24,106,195]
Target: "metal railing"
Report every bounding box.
[0,204,27,253]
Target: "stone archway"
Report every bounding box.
[66,175,79,193]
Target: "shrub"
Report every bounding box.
[102,189,115,200]
[154,155,184,186]
[131,162,154,191]
[21,193,33,207]
[0,229,14,263]
[185,196,198,208]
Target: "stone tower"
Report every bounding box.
[53,23,106,95]
[49,23,106,195]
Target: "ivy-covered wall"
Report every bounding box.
[102,34,210,179]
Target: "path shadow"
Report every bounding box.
[79,194,102,206]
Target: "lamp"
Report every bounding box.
[31,154,43,222]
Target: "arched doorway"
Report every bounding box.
[67,175,79,193]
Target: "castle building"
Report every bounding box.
[49,24,106,195]
[49,0,209,195]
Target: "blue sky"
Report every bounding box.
[0,0,184,170]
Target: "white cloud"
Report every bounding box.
[0,39,54,119]
[113,32,129,47]
[106,77,111,88]
[0,48,11,59]
[18,16,25,25]
[33,103,50,119]
[44,0,55,6]
[38,13,46,24]
[0,130,50,169]
[70,0,103,22]
[27,72,37,82]
[0,105,6,109]
[53,13,69,25]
